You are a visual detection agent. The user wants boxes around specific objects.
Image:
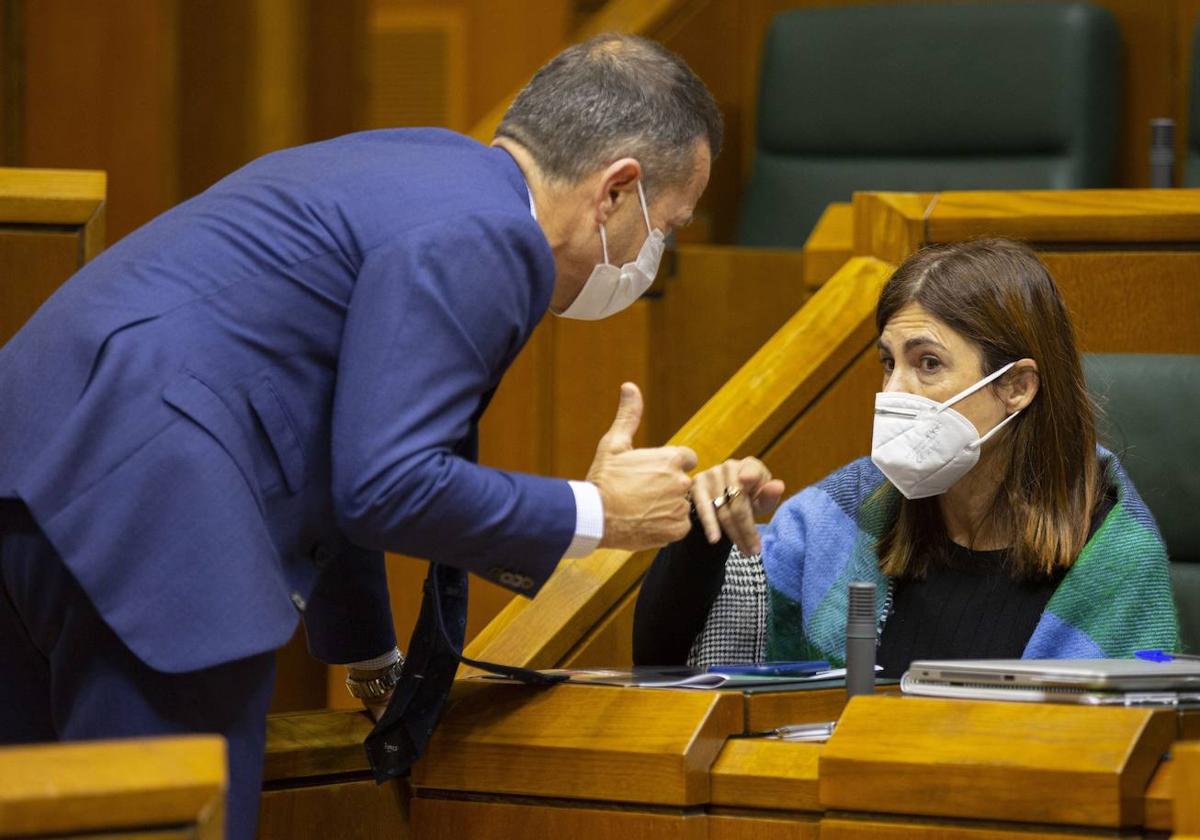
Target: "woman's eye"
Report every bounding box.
[919,356,941,372]
[880,357,894,373]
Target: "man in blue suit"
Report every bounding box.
[0,34,721,839]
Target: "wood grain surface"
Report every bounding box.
[852,192,934,265]
[709,739,821,812]
[708,810,820,840]
[412,682,741,806]
[820,814,1120,840]
[1040,252,1200,355]
[927,189,1200,243]
[0,166,105,223]
[0,166,107,344]
[0,735,224,839]
[1175,741,1200,839]
[802,202,853,288]
[263,709,374,783]
[818,695,1175,828]
[1145,756,1173,833]
[0,228,84,345]
[259,776,409,840]
[412,796,706,840]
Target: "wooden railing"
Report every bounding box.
[0,735,226,839]
[0,167,105,345]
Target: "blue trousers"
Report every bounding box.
[0,501,275,840]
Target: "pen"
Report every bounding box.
[1134,649,1200,663]
[772,721,836,741]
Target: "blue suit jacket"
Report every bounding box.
[0,129,576,672]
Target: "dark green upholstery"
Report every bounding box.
[739,2,1120,247]
[1083,354,1200,651]
[1185,20,1200,186]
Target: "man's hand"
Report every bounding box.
[586,382,697,551]
[689,457,785,556]
[363,695,390,722]
[346,663,395,722]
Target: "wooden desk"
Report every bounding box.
[0,167,105,346]
[0,735,225,839]
[262,686,1196,839]
[408,681,925,839]
[259,710,410,840]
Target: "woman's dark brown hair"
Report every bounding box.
[874,238,1102,580]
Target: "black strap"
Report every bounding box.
[363,563,566,783]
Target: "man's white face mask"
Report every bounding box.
[556,181,665,321]
[870,361,1022,500]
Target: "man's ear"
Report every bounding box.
[1001,358,1040,413]
[593,158,641,225]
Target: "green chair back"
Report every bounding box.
[1083,353,1200,652]
[1185,20,1200,186]
[740,2,1120,247]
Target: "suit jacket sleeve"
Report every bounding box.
[330,211,575,595]
[303,544,398,664]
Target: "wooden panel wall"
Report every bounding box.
[15,0,1194,246]
[18,0,181,244]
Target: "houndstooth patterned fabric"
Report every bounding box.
[686,545,768,667]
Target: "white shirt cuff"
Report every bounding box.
[563,480,604,558]
[346,646,401,671]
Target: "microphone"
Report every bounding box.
[1150,118,1175,189]
[846,581,876,698]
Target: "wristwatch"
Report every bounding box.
[344,656,405,701]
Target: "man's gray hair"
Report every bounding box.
[496,34,723,191]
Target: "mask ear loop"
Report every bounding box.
[636,181,652,234]
[598,223,610,265]
[936,361,1018,412]
[968,407,1022,451]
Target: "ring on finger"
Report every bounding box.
[712,486,742,510]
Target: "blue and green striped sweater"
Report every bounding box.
[762,450,1179,665]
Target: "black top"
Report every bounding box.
[874,543,1060,679]
[632,489,1116,675]
[633,517,733,667]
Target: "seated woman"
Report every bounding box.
[633,238,1178,677]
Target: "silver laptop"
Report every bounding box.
[902,658,1200,705]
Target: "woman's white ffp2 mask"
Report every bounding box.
[870,361,1022,499]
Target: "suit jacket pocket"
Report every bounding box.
[162,372,265,508]
[247,377,307,494]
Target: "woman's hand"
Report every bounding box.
[690,457,785,556]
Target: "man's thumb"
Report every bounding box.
[601,382,643,452]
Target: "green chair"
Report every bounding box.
[1185,20,1200,186]
[1083,354,1200,652]
[740,2,1120,247]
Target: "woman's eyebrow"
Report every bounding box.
[903,336,947,352]
[877,335,947,353]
